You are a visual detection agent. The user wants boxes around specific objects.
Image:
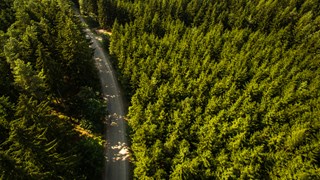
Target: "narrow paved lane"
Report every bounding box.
[76,11,130,180]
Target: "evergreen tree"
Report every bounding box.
[101,0,320,178]
[0,0,105,178]
[0,0,15,32]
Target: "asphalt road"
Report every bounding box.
[76,12,130,180]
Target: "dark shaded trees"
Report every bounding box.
[0,0,15,32]
[0,0,105,178]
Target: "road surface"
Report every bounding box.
[75,11,130,180]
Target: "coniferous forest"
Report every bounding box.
[79,0,320,179]
[1,0,320,179]
[0,0,106,179]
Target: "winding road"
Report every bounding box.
[76,11,130,180]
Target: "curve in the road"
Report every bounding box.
[76,11,130,180]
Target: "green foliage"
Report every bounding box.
[94,0,320,179]
[12,59,47,99]
[79,0,98,17]
[76,137,104,179]
[0,0,105,178]
[71,86,107,133]
[5,95,72,179]
[0,0,15,32]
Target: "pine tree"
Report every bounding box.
[0,0,15,32]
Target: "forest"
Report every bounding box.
[0,0,106,179]
[79,0,320,179]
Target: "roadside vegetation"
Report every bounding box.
[0,0,105,178]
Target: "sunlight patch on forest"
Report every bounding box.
[95,28,112,36]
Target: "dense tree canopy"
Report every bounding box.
[0,0,105,178]
[86,0,320,179]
